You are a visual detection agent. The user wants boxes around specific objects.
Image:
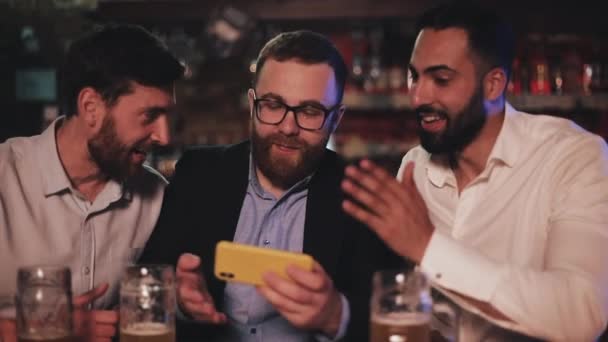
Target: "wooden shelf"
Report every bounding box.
[340,93,608,112]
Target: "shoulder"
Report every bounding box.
[176,141,249,171]
[402,145,430,163]
[518,113,607,161]
[0,136,37,176]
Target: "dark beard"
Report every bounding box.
[417,85,486,163]
[251,127,328,190]
[87,116,141,182]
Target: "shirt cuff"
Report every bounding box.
[315,293,350,341]
[420,231,505,302]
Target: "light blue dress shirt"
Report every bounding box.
[221,157,349,341]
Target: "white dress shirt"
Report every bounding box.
[0,118,166,308]
[399,104,608,341]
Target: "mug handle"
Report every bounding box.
[431,302,458,342]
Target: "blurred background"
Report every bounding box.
[1,0,607,178]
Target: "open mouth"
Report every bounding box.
[419,113,447,133]
[131,148,148,162]
[274,143,299,152]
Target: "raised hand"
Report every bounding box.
[176,253,227,324]
[341,160,434,263]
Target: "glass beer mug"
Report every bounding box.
[120,265,176,342]
[15,266,73,342]
[370,269,457,342]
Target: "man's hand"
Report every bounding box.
[73,283,118,342]
[176,253,227,324]
[0,317,16,342]
[257,261,343,338]
[341,160,434,263]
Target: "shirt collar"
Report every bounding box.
[38,117,73,196]
[424,102,522,187]
[38,116,130,202]
[485,102,520,169]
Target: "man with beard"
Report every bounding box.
[139,30,405,341]
[341,2,608,342]
[0,24,184,341]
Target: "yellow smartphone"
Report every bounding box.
[214,241,314,286]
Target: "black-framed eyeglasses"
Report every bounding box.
[252,90,341,131]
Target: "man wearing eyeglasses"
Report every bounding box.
[140,30,405,341]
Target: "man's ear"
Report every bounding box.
[247,88,255,120]
[77,87,106,132]
[483,67,508,101]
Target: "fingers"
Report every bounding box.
[183,300,227,324]
[261,272,314,306]
[73,283,109,308]
[342,198,385,227]
[93,310,118,325]
[180,286,205,303]
[343,160,409,212]
[177,253,201,273]
[0,319,17,342]
[285,262,329,293]
[258,284,301,314]
[92,322,116,340]
[400,161,416,188]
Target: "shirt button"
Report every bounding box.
[435,273,442,279]
[263,240,270,245]
[250,328,257,334]
[84,267,90,275]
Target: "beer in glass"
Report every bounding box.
[15,266,73,342]
[120,265,175,342]
[370,269,456,342]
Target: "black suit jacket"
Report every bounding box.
[140,141,408,341]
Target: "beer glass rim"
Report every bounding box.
[125,264,173,270]
[121,264,175,290]
[373,268,427,280]
[17,265,70,273]
[17,265,71,291]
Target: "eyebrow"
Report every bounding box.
[258,92,328,108]
[408,63,458,75]
[143,106,172,116]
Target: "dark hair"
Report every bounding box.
[253,30,348,103]
[416,1,515,79]
[59,24,184,117]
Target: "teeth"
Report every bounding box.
[422,115,441,123]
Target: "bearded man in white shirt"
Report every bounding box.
[341,2,608,341]
[0,24,184,341]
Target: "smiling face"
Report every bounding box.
[87,82,175,181]
[408,28,487,157]
[249,58,343,190]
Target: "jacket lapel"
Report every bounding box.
[303,150,347,280]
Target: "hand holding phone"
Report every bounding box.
[214,241,313,286]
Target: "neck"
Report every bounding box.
[254,167,288,199]
[56,117,109,201]
[453,105,506,191]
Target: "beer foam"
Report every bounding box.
[122,322,171,335]
[371,312,430,325]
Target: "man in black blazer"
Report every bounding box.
[140,30,406,341]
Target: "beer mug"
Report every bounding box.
[370,269,457,342]
[15,266,73,342]
[120,265,175,342]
